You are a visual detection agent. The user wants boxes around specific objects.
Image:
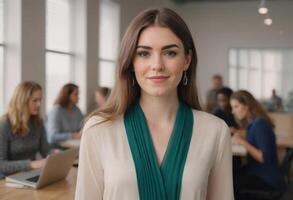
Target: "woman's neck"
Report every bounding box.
[139,93,179,125]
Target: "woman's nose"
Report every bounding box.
[150,54,164,71]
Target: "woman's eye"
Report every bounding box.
[137,51,150,58]
[164,51,177,57]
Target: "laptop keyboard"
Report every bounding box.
[26,175,40,182]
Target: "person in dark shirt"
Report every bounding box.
[230,90,281,198]
[212,87,238,129]
[212,87,241,179]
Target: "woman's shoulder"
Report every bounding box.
[251,117,272,130]
[190,110,230,151]
[192,109,227,128]
[82,115,123,138]
[48,104,63,114]
[73,105,82,113]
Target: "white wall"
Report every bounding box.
[120,0,176,38]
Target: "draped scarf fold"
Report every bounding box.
[124,101,194,200]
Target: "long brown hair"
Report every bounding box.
[231,90,274,128]
[1,81,43,136]
[91,8,201,122]
[54,83,78,108]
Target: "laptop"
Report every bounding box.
[5,148,78,189]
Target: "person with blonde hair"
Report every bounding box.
[0,81,49,179]
[47,83,83,147]
[230,90,281,198]
[76,8,233,200]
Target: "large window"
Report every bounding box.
[229,48,293,110]
[98,0,120,88]
[46,0,73,112]
[0,0,4,114]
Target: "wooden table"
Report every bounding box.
[277,137,293,149]
[60,139,80,149]
[232,143,247,157]
[0,168,77,200]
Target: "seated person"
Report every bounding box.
[230,90,281,198]
[94,86,110,110]
[212,87,241,174]
[268,89,283,112]
[89,86,111,112]
[0,81,49,179]
[46,83,83,147]
[212,87,238,129]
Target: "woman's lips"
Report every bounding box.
[147,75,169,83]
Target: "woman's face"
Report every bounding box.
[70,88,79,105]
[230,99,249,120]
[133,26,191,98]
[28,89,42,115]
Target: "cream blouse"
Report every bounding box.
[75,110,234,200]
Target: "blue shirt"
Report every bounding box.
[246,117,280,188]
[46,105,83,146]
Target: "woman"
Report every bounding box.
[75,8,233,200]
[93,86,110,110]
[46,83,83,147]
[230,90,281,197]
[0,81,49,179]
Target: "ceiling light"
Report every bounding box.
[264,18,273,26]
[258,0,268,15]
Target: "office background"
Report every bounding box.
[0,0,292,115]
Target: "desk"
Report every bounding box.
[0,168,77,200]
[60,139,80,149]
[232,143,247,157]
[277,137,293,149]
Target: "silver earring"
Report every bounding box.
[183,71,188,86]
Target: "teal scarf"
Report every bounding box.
[124,101,194,200]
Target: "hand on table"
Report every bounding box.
[30,159,47,169]
[232,132,246,146]
[72,132,82,140]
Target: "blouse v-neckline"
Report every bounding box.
[124,101,194,200]
[137,104,177,168]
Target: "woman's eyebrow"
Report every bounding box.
[136,44,180,50]
[136,45,152,50]
[161,44,180,50]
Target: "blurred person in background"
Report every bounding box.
[268,89,283,112]
[0,81,50,179]
[94,86,110,110]
[212,87,238,130]
[206,74,224,112]
[46,83,83,147]
[231,90,281,199]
